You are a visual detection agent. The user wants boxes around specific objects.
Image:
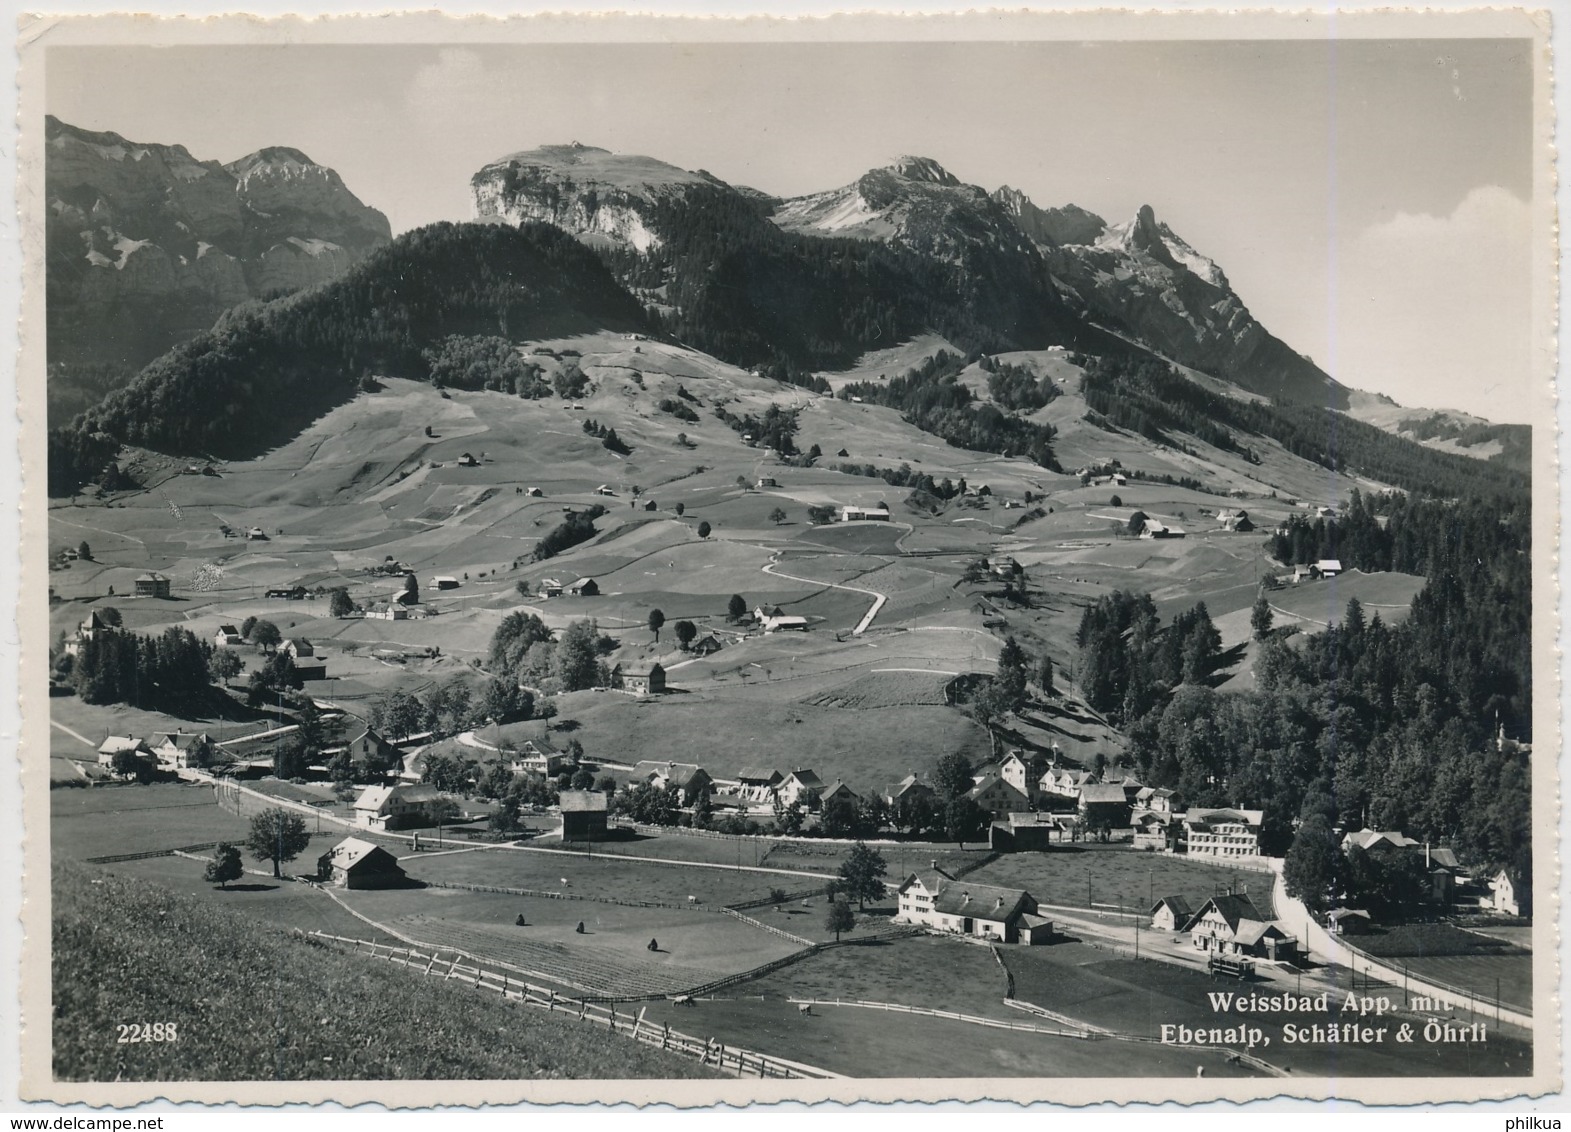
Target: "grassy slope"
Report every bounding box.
[52,860,717,1082]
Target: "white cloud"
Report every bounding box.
[1333,185,1536,423]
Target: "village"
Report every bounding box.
[44,329,1532,1082]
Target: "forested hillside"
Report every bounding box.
[1081,354,1528,497]
[600,186,1086,385]
[1076,488,1531,879]
[47,222,647,492]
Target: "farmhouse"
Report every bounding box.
[1327,908,1373,936]
[353,783,446,830]
[282,638,315,659]
[1182,895,1297,962]
[632,761,713,806]
[967,774,1029,821]
[66,609,116,654]
[566,577,600,597]
[990,811,1074,852]
[317,838,407,889]
[1216,509,1255,532]
[540,579,565,598]
[1488,869,1522,916]
[736,766,784,804]
[641,500,658,512]
[615,661,667,696]
[511,738,572,777]
[883,773,935,808]
[777,768,826,810]
[1149,896,1195,932]
[818,780,863,811]
[366,603,409,621]
[1315,559,1343,578]
[998,751,1048,805]
[990,556,1020,577]
[690,634,724,656]
[267,585,307,600]
[340,727,399,771]
[1132,810,1177,851]
[214,624,243,647]
[1134,786,1181,814]
[247,527,268,541]
[433,576,460,590]
[96,736,153,774]
[1179,808,1263,858]
[1038,767,1094,805]
[525,486,543,497]
[756,477,779,489]
[134,572,172,598]
[896,867,1053,944]
[149,731,212,770]
[1138,519,1186,540]
[760,613,808,633]
[456,453,479,467]
[559,790,610,842]
[1078,783,1133,831]
[840,505,891,522]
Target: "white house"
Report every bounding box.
[1489,869,1521,916]
[149,731,212,771]
[840,505,891,522]
[1179,808,1264,859]
[214,624,243,647]
[895,867,1052,944]
[353,783,447,831]
[1182,895,1296,961]
[777,769,825,810]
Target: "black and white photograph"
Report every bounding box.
[15,10,1559,1107]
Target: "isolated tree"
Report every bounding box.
[943,796,988,851]
[250,619,282,652]
[109,748,147,781]
[768,507,788,526]
[1283,813,1342,915]
[76,540,92,561]
[825,896,856,942]
[204,842,244,889]
[570,765,596,791]
[429,797,462,844]
[1110,494,1123,508]
[1126,510,1149,536]
[773,797,806,836]
[595,773,618,794]
[674,502,686,516]
[697,521,712,539]
[727,594,748,623]
[1251,590,1274,641]
[736,475,750,491]
[933,752,975,800]
[1037,654,1056,697]
[647,608,666,643]
[820,793,859,838]
[240,615,258,639]
[327,749,355,786]
[208,647,244,686]
[837,841,888,910]
[673,620,698,650]
[246,808,311,879]
[328,587,354,618]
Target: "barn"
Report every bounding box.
[317,837,407,889]
[559,790,610,842]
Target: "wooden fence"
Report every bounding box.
[303,931,838,1079]
[719,906,814,947]
[787,996,1092,1040]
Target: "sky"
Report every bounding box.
[46,37,1540,421]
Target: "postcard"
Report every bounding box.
[15,8,1560,1107]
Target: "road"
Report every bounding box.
[50,720,97,748]
[762,557,887,636]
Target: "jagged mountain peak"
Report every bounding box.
[885,155,960,186]
[991,185,1107,246]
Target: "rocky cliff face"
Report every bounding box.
[471,143,715,253]
[469,141,1344,406]
[46,116,391,416]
